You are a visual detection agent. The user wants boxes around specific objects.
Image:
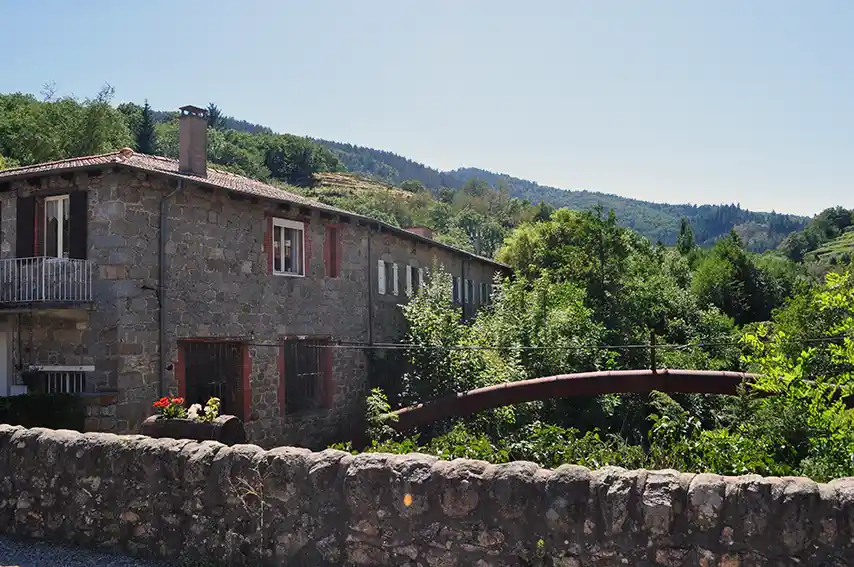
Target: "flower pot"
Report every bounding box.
[140,415,247,445]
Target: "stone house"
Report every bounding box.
[0,106,509,448]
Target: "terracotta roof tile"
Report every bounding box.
[0,151,508,268]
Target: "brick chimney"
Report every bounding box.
[178,105,208,177]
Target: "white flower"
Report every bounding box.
[187,403,202,420]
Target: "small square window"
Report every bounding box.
[272,218,305,276]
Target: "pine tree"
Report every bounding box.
[676,217,696,256]
[136,100,157,154]
[207,103,225,130]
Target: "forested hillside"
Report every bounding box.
[0,86,808,251]
[0,85,810,256]
[316,141,808,250]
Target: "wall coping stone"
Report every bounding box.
[0,424,851,566]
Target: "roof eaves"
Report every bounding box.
[0,155,122,182]
[0,155,509,269]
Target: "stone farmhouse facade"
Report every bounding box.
[0,106,509,449]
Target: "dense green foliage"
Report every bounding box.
[0,86,813,255]
[338,209,854,482]
[1,88,340,190]
[780,206,854,269]
[312,141,808,250]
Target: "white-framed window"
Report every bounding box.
[453,276,462,303]
[44,195,70,259]
[406,264,424,295]
[377,260,399,295]
[480,282,489,304]
[464,279,473,304]
[24,365,92,394]
[377,259,386,294]
[272,218,305,276]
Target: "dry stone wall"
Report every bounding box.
[1,425,853,566]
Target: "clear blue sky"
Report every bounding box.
[2,0,852,216]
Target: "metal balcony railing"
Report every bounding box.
[0,257,94,304]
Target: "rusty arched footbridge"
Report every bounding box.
[388,369,854,432]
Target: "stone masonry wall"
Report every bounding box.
[0,168,506,448]
[109,170,505,448]
[0,169,137,407]
[1,425,852,566]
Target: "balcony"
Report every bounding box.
[0,257,95,314]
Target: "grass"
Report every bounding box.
[808,229,854,264]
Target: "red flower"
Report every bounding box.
[171,397,184,405]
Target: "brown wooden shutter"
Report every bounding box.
[68,191,88,260]
[15,196,35,258]
[324,225,341,278]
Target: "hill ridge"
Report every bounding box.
[155,107,808,250]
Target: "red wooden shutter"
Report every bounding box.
[325,225,341,278]
[303,220,312,274]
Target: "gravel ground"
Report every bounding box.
[0,535,169,567]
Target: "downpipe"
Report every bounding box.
[158,179,184,398]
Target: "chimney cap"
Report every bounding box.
[179,105,209,118]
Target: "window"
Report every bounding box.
[453,276,462,303]
[17,192,87,260]
[24,370,86,394]
[406,265,424,295]
[281,338,331,415]
[480,282,489,304]
[464,279,473,304]
[377,260,398,295]
[181,340,246,420]
[272,218,305,276]
[43,195,70,258]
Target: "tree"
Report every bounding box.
[400,179,425,193]
[0,154,17,170]
[117,102,143,137]
[207,102,225,130]
[676,217,696,256]
[135,99,157,154]
[534,201,554,222]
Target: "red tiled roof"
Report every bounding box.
[0,150,509,268]
[0,149,346,213]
